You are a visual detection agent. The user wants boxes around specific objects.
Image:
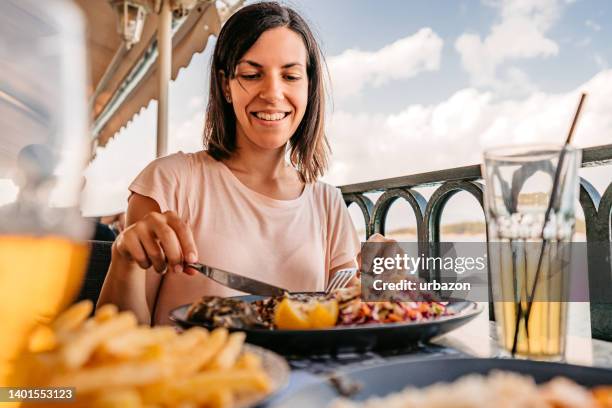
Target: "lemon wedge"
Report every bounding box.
[309,301,339,329]
[274,299,310,329]
[274,298,339,329]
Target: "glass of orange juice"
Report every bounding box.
[0,0,91,387]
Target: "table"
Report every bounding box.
[434,302,612,368]
[272,302,612,404]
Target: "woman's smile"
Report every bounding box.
[250,110,292,127]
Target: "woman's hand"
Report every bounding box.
[359,233,410,284]
[358,233,433,301]
[113,210,198,275]
[340,233,399,287]
[358,233,402,273]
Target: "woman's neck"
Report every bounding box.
[224,132,291,181]
[220,130,305,200]
[225,148,288,180]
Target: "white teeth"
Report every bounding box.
[255,112,286,121]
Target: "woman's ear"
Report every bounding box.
[219,70,232,103]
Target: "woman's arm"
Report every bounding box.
[97,194,158,324]
[96,193,198,324]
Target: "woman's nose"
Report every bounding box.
[258,76,284,102]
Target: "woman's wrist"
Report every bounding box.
[101,251,150,324]
[110,242,143,276]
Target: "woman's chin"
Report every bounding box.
[249,136,291,151]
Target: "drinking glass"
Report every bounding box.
[0,0,91,386]
[482,144,581,360]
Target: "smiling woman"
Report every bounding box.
[206,4,328,184]
[97,2,362,325]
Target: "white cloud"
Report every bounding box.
[585,19,601,32]
[328,28,443,100]
[455,0,568,95]
[323,69,612,192]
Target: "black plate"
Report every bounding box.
[269,358,612,407]
[169,296,483,355]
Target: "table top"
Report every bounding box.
[433,302,612,368]
[271,302,612,404]
[285,302,612,373]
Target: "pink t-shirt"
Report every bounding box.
[129,151,360,324]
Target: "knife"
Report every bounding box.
[185,262,288,296]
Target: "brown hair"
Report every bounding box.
[204,1,329,183]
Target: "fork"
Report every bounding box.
[325,268,357,293]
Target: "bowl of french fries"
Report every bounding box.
[11,300,289,407]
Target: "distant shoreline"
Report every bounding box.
[357,219,588,239]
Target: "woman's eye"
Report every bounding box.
[239,73,259,80]
[285,75,302,81]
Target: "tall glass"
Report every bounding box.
[0,0,91,386]
[482,144,581,360]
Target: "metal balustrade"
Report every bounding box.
[340,143,612,341]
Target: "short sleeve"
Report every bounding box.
[128,152,190,217]
[327,187,361,271]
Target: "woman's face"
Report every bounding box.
[226,27,309,151]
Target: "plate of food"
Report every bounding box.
[12,300,289,408]
[268,357,612,408]
[169,286,483,354]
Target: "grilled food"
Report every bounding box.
[187,286,452,330]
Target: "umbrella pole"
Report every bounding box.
[156,0,172,157]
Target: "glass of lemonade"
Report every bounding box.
[482,144,581,360]
[0,0,91,386]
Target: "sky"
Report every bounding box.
[76,0,612,231]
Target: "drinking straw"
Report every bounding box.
[510,92,587,356]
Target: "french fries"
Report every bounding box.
[172,327,228,377]
[52,299,93,333]
[593,387,612,408]
[93,303,118,323]
[209,332,246,370]
[139,368,271,406]
[61,311,138,369]
[13,300,273,408]
[100,326,177,358]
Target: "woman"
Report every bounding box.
[98,2,363,325]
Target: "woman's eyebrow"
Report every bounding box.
[237,60,262,68]
[281,62,304,69]
[237,60,304,69]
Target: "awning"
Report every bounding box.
[75,0,224,149]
